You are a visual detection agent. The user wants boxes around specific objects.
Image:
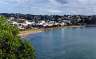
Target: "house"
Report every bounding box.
[63,20,71,24]
[60,22,67,26]
[47,21,55,27]
[25,20,32,25]
[8,17,15,21]
[12,21,18,25]
[38,21,46,25]
[10,18,34,30]
[42,23,48,27]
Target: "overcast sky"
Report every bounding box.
[0,0,96,15]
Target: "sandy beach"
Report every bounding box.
[18,28,44,38]
[18,25,82,38]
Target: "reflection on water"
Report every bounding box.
[27,27,96,59]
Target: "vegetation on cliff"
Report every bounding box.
[0,16,35,59]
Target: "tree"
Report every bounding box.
[0,16,35,59]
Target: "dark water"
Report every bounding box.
[26,27,96,59]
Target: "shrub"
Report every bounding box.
[0,16,35,59]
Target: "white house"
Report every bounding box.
[9,17,15,21]
[25,20,32,25]
[48,21,55,27]
[60,22,67,26]
[40,21,46,25]
[43,23,48,27]
[12,21,18,25]
[63,20,71,24]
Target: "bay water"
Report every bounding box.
[26,27,96,59]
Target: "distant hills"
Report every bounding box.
[1,13,96,25]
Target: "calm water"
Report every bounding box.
[26,27,96,59]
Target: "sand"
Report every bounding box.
[18,25,82,38]
[18,28,44,38]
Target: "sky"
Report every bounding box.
[0,0,96,15]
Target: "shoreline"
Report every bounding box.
[18,25,82,38]
[18,28,44,38]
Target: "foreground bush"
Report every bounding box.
[0,16,35,59]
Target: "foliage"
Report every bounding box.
[0,16,35,59]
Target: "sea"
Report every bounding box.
[26,27,96,59]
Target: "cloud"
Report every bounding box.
[55,0,67,4]
[48,9,62,13]
[0,0,96,15]
[48,0,96,15]
[0,0,32,4]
